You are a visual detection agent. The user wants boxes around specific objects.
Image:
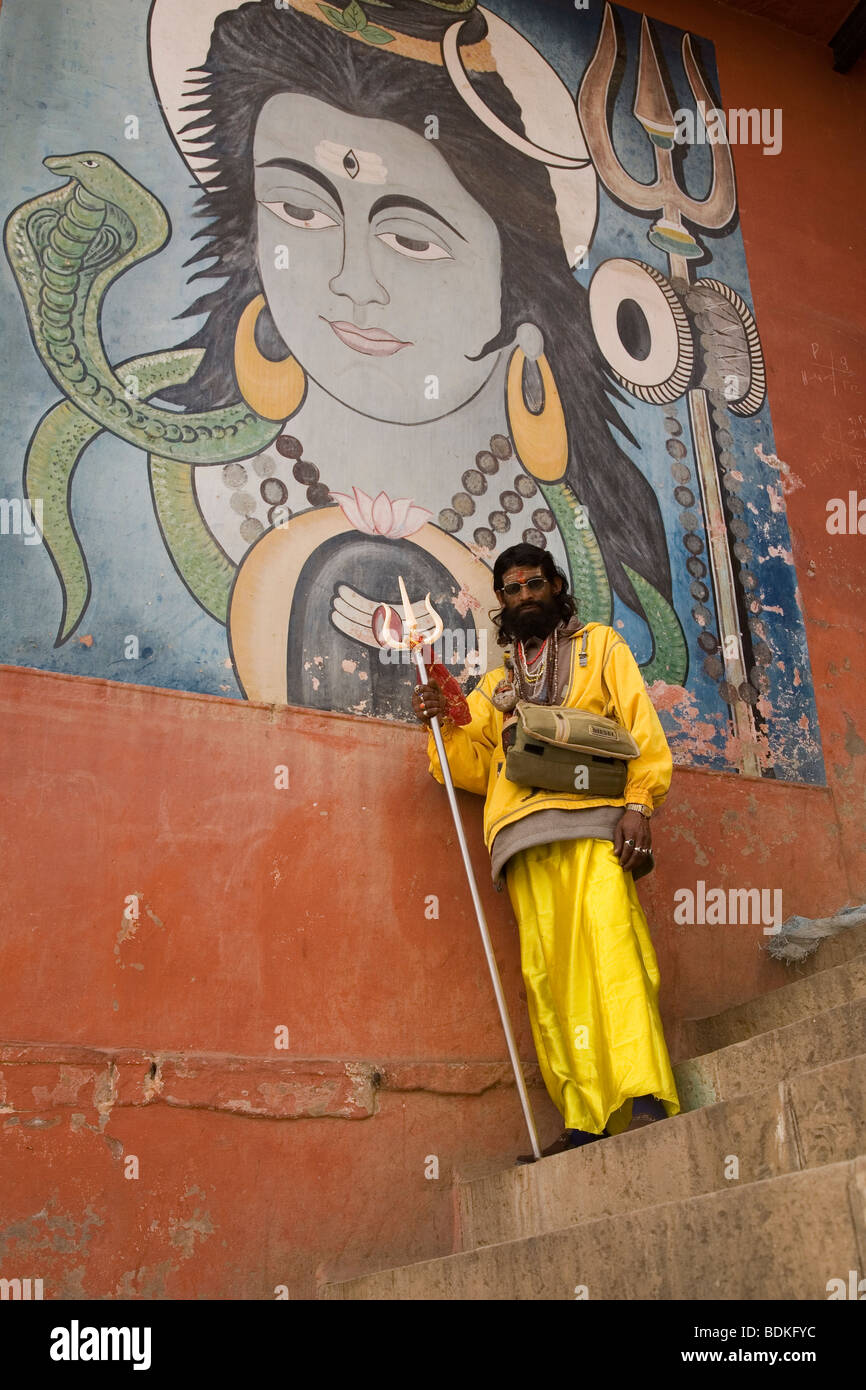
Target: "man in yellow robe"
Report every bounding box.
[412,543,680,1158]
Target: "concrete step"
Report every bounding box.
[458,1051,866,1251]
[320,1154,866,1300]
[674,996,866,1111]
[678,950,866,1058]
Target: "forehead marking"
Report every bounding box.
[315,140,388,185]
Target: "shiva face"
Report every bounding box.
[253,93,503,424]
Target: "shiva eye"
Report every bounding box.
[261,200,338,230]
[377,232,451,262]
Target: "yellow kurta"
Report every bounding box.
[426,621,680,1134]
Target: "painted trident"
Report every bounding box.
[579,5,761,776]
[379,576,542,1162]
[579,7,736,270]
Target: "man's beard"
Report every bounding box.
[499,597,561,643]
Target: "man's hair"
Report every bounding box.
[491,543,575,644]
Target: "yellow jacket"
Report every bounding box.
[427,622,673,857]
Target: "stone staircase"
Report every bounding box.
[320,920,866,1300]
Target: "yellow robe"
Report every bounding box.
[427,622,680,1133]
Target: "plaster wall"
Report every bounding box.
[1,0,864,1299]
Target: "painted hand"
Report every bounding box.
[330,584,441,649]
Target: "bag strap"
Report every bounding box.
[600,634,627,721]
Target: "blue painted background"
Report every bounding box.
[0,0,824,782]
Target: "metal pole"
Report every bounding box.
[413,645,542,1161]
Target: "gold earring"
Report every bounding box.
[506,327,568,482]
[234,294,306,422]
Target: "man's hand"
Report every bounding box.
[614,809,652,874]
[411,680,448,723]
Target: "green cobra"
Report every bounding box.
[25,348,236,646]
[5,152,283,464]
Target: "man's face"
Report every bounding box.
[496,566,562,641]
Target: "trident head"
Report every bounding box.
[578,4,736,258]
[377,575,445,653]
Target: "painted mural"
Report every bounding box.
[0,0,823,782]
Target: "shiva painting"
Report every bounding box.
[0,0,824,782]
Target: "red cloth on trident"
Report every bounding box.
[426,660,472,726]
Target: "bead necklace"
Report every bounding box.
[519,637,548,688]
[220,429,559,551]
[523,638,547,670]
[514,631,559,706]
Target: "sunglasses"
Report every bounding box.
[500,576,548,597]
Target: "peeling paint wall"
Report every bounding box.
[0,654,860,1297]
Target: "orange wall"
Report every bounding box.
[1,0,864,1299]
[650,0,866,894]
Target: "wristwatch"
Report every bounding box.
[625,802,652,819]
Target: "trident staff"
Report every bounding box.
[379,575,542,1162]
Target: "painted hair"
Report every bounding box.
[162,0,672,615]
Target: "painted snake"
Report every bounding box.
[5,152,686,681]
[6,152,281,463]
[5,152,285,641]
